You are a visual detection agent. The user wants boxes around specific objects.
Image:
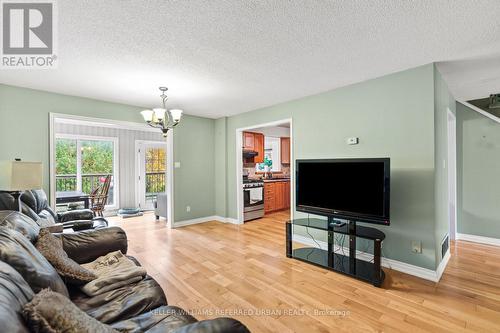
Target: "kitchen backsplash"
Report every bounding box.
[243,165,290,178]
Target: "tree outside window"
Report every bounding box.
[55,137,116,206]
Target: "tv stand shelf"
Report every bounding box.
[286,218,386,287]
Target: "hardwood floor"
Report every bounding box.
[109,212,500,332]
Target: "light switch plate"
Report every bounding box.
[412,240,422,254]
[174,162,181,168]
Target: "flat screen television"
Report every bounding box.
[296,158,390,225]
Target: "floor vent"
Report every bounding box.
[441,234,449,259]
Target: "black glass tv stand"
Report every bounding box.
[285,218,386,287]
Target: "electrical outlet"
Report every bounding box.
[412,240,422,254]
[186,206,191,212]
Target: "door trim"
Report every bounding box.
[447,108,457,240]
[135,140,168,210]
[135,138,173,227]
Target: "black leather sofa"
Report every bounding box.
[0,189,107,230]
[0,211,250,332]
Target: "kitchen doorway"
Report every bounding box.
[236,119,293,224]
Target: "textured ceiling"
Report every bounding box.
[2,1,500,118]
[437,54,500,102]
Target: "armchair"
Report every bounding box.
[0,189,107,230]
[0,210,125,261]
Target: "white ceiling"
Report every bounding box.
[2,1,500,118]
[437,54,500,102]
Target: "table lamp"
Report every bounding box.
[0,160,43,212]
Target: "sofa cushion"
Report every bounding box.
[36,228,97,285]
[22,289,117,333]
[17,190,56,224]
[0,210,40,243]
[0,227,69,297]
[57,226,128,264]
[0,261,34,333]
[23,190,58,223]
[70,275,168,324]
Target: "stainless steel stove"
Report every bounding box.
[243,178,264,221]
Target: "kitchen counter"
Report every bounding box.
[263,178,290,183]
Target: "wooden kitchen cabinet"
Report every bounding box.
[264,180,290,213]
[281,137,290,164]
[275,182,284,210]
[284,181,290,209]
[264,183,275,213]
[253,133,264,163]
[243,132,255,150]
[243,131,264,163]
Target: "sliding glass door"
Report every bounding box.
[55,135,118,208]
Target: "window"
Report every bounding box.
[55,135,118,208]
[145,147,166,198]
[256,137,281,172]
[55,138,77,190]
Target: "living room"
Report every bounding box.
[1,1,500,332]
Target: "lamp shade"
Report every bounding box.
[153,108,166,121]
[0,161,43,191]
[170,109,183,122]
[140,110,154,122]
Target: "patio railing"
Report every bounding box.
[56,171,165,202]
[56,173,113,194]
[145,171,165,194]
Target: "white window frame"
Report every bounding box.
[54,133,120,210]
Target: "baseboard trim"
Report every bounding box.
[436,249,451,281]
[173,216,220,227]
[292,235,446,283]
[456,233,500,246]
[174,216,240,227]
[214,216,240,224]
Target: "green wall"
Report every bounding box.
[0,84,216,223]
[173,115,215,221]
[217,64,439,270]
[433,65,456,265]
[456,102,500,238]
[214,117,228,217]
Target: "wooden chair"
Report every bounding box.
[89,175,111,217]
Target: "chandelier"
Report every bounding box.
[140,87,183,137]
